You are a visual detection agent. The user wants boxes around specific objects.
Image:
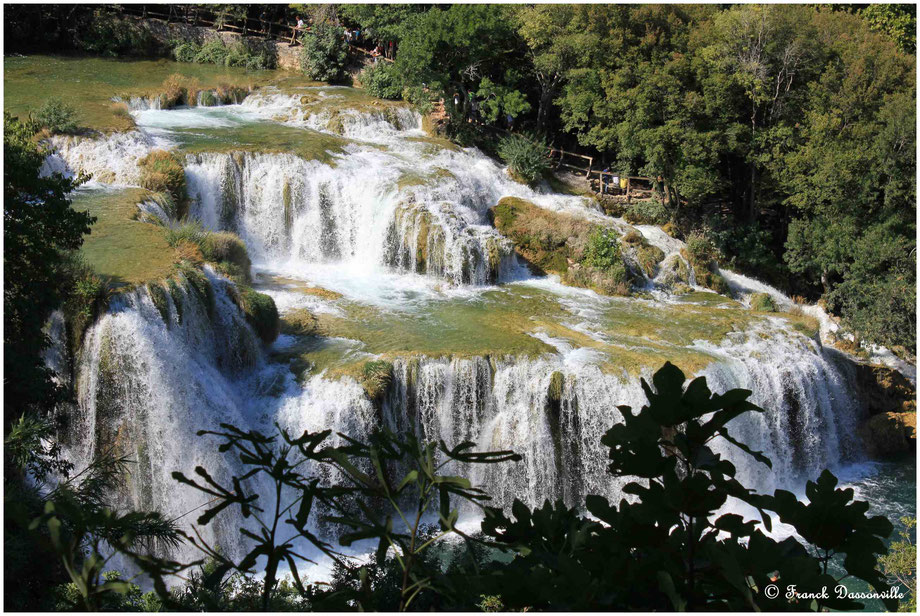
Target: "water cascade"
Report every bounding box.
[42,83,896,568]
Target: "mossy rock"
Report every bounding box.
[361,360,394,402]
[167,278,185,324]
[696,269,731,297]
[491,196,602,278]
[238,287,280,344]
[138,150,187,217]
[147,282,170,324]
[280,308,318,336]
[178,265,215,317]
[661,221,681,239]
[201,232,252,283]
[749,292,777,312]
[635,243,665,278]
[548,371,565,406]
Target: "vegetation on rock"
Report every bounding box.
[237,287,280,344]
[138,150,187,216]
[497,134,549,186]
[360,359,394,402]
[749,292,777,313]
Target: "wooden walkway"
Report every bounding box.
[114,5,393,61]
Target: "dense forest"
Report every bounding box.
[3,3,916,612]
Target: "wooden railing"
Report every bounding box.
[114,5,395,59]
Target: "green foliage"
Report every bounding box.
[163,424,520,611]
[861,4,916,53]
[4,112,93,420]
[35,97,79,135]
[339,5,432,43]
[480,362,897,611]
[165,220,208,250]
[360,62,403,100]
[623,198,670,226]
[496,134,548,185]
[73,11,160,57]
[195,39,230,65]
[238,287,280,344]
[300,23,349,83]
[224,42,275,70]
[475,77,530,124]
[582,228,621,271]
[881,517,917,612]
[395,4,521,125]
[749,292,777,312]
[685,230,720,270]
[172,40,200,63]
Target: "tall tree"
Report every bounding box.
[3,113,93,422]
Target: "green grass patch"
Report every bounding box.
[70,188,176,287]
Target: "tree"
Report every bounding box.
[513,4,582,133]
[861,4,916,53]
[881,517,917,612]
[3,113,93,424]
[300,23,349,83]
[395,5,525,124]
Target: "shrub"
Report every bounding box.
[749,292,777,312]
[623,198,670,225]
[684,230,719,270]
[360,62,402,100]
[35,98,79,134]
[361,360,394,402]
[238,287,279,344]
[165,221,208,249]
[195,39,230,65]
[173,41,200,63]
[582,228,622,272]
[497,134,549,185]
[138,150,187,211]
[300,23,349,83]
[201,232,251,282]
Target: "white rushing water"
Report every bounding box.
[44,85,908,572]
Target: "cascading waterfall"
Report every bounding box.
[41,81,898,573]
[184,149,521,285]
[63,268,268,562]
[41,131,160,186]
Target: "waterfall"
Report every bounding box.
[40,82,898,572]
[63,269,267,563]
[184,150,520,285]
[270,331,866,514]
[42,131,160,186]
